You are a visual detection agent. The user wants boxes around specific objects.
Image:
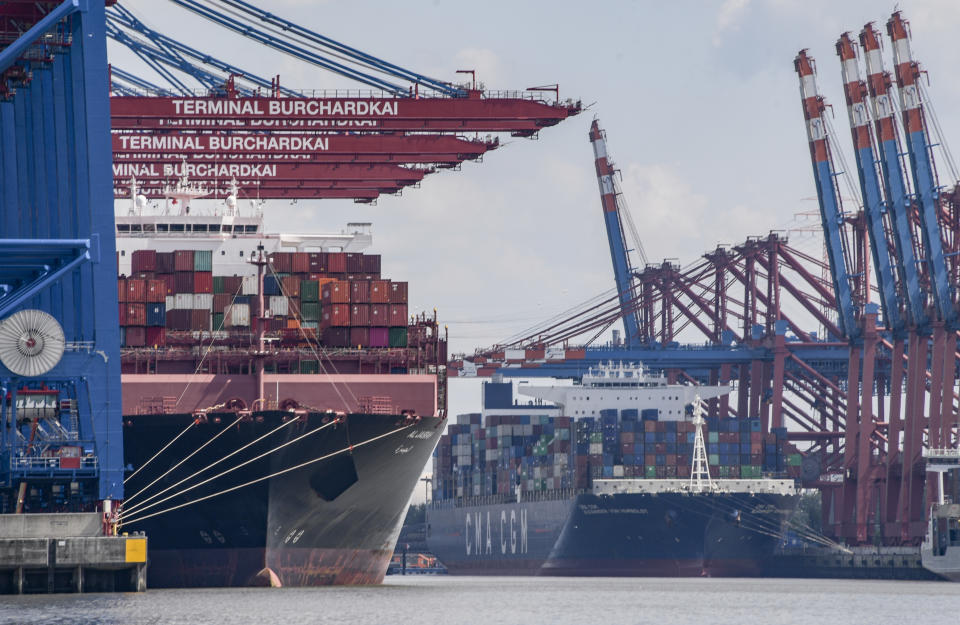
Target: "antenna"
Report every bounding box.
[689,396,714,492]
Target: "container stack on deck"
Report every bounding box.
[433,412,802,501]
[117,250,410,350]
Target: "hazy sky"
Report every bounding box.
[109,1,960,499]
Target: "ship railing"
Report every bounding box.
[10,456,98,471]
[430,488,586,509]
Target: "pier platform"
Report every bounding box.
[0,513,146,594]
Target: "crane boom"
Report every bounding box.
[836,33,904,333]
[887,12,955,326]
[795,50,860,339]
[589,120,641,346]
[860,23,928,328]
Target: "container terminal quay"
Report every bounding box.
[3,1,960,592]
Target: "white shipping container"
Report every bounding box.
[242,275,258,295]
[613,465,625,478]
[175,293,195,309]
[165,295,177,311]
[193,293,213,310]
[230,303,250,326]
[589,443,603,455]
[269,296,289,317]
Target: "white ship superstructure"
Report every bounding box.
[517,361,730,421]
[115,179,372,276]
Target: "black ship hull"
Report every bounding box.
[427,490,797,577]
[122,411,443,587]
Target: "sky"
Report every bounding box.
[108,0,960,500]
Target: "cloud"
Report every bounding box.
[453,48,501,89]
[713,0,752,47]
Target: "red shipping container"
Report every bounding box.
[282,276,301,298]
[387,281,408,303]
[308,252,326,273]
[350,280,370,303]
[173,271,194,294]
[323,304,350,327]
[126,279,146,302]
[369,281,389,303]
[349,326,369,347]
[145,326,166,347]
[174,250,194,272]
[125,326,146,347]
[117,278,127,303]
[388,304,408,327]
[158,273,175,296]
[292,252,310,274]
[327,252,346,273]
[125,303,146,326]
[369,304,388,325]
[166,309,192,331]
[321,280,350,304]
[193,271,213,294]
[118,303,127,325]
[350,304,370,326]
[213,293,233,312]
[361,254,381,274]
[156,252,176,273]
[223,275,244,295]
[322,326,350,347]
[269,252,292,273]
[131,249,157,273]
[191,308,210,331]
[146,279,167,303]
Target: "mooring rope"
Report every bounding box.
[123,420,197,484]
[123,415,244,506]
[120,417,338,519]
[120,420,415,527]
[121,414,304,516]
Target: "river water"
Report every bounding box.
[2,575,957,625]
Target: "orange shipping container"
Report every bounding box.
[322,303,350,327]
[321,280,349,304]
[282,276,301,297]
[350,280,370,303]
[125,303,146,326]
[193,272,213,294]
[118,278,127,303]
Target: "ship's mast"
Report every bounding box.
[251,243,268,409]
[690,396,714,492]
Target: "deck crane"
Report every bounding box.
[589,120,644,347]
[794,50,862,340]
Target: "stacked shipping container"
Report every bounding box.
[119,249,412,349]
[432,412,803,501]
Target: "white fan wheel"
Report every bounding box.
[0,309,66,377]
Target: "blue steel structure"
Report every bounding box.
[0,1,123,515]
[166,0,466,98]
[589,120,642,347]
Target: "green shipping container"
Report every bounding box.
[708,454,719,466]
[388,327,407,347]
[300,360,319,374]
[212,312,224,330]
[213,276,226,293]
[645,465,656,478]
[194,249,213,272]
[788,454,802,466]
[301,280,319,302]
[301,302,320,321]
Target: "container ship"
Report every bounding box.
[114,183,446,587]
[426,362,799,576]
